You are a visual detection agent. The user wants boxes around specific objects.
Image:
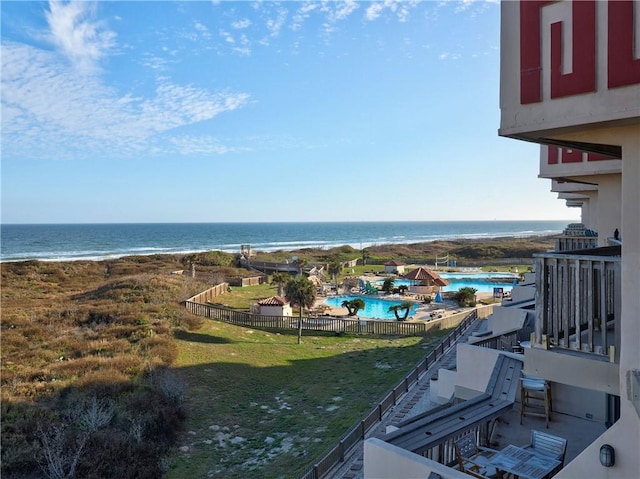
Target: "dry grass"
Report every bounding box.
[1,238,550,478]
[1,256,210,478]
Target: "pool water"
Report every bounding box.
[324,296,419,320]
[375,272,518,294]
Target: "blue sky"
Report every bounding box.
[1,0,577,224]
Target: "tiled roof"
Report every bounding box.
[403,267,449,286]
[385,261,405,266]
[257,296,288,306]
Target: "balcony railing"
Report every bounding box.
[555,236,598,252]
[534,247,621,358]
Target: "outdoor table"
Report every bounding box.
[488,444,561,479]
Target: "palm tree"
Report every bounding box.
[361,247,370,265]
[388,301,414,321]
[328,260,342,293]
[271,272,290,296]
[381,277,395,294]
[341,298,365,316]
[284,275,317,344]
[294,257,307,275]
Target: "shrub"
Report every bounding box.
[452,287,477,307]
[139,337,177,365]
[183,251,236,267]
[38,424,87,479]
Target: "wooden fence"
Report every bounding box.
[228,276,265,287]
[183,287,485,478]
[184,300,479,337]
[185,283,229,304]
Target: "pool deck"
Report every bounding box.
[316,272,501,320]
[316,294,481,322]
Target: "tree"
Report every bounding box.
[388,301,414,321]
[341,298,365,316]
[294,258,307,275]
[398,284,409,295]
[271,272,290,297]
[381,278,395,294]
[452,287,477,307]
[361,248,370,265]
[328,260,342,283]
[284,275,317,344]
[328,259,342,293]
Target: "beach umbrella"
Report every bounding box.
[435,290,442,303]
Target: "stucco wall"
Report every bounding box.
[487,307,527,336]
[453,344,503,400]
[364,438,470,479]
[524,347,619,396]
[259,305,292,317]
[557,407,640,479]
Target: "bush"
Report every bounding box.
[2,257,194,478]
[452,287,477,307]
[183,251,236,267]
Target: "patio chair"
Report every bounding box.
[520,373,552,427]
[522,429,567,476]
[454,433,499,479]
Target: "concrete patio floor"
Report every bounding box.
[489,407,607,467]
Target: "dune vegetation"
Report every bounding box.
[1,237,553,478]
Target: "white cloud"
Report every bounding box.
[439,51,461,60]
[365,3,385,21]
[329,0,359,22]
[455,0,476,14]
[232,19,252,29]
[220,30,235,44]
[45,0,116,71]
[142,54,174,71]
[365,0,413,22]
[291,2,319,31]
[168,135,239,155]
[0,41,250,160]
[194,21,213,40]
[266,7,288,37]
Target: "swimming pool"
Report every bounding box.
[375,272,518,294]
[324,295,419,320]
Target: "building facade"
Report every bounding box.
[364,1,639,477]
[499,2,639,476]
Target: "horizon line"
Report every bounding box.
[1,219,579,226]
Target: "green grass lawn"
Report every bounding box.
[168,319,448,478]
[208,283,278,309]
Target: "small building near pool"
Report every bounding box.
[255,296,292,317]
[384,261,405,274]
[403,267,449,295]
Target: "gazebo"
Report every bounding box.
[403,267,449,295]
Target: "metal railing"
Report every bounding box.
[299,310,478,479]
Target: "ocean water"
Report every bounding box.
[0,220,570,263]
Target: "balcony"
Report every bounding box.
[538,145,621,180]
[554,223,598,252]
[533,247,621,359]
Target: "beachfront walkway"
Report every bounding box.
[327,317,485,479]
